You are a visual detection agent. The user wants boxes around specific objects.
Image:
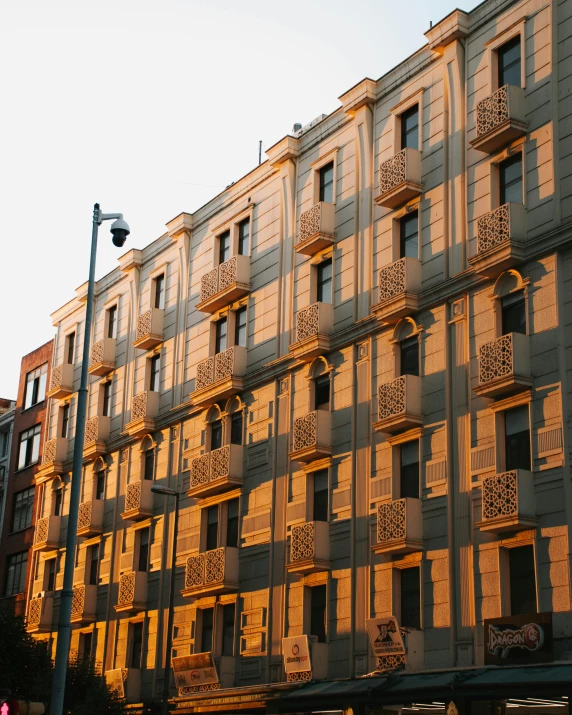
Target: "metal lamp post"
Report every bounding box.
[50,204,130,715]
[150,485,180,715]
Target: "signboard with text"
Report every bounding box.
[366,617,406,658]
[172,652,219,689]
[282,635,312,674]
[105,669,125,699]
[484,612,553,665]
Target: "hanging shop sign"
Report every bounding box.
[366,617,406,658]
[484,612,553,665]
[105,669,125,699]
[282,635,312,674]
[172,652,219,688]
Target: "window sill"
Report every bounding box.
[9,526,33,536]
[14,463,40,475]
[21,401,46,414]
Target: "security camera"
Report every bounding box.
[110,218,130,247]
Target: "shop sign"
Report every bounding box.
[282,635,312,674]
[105,669,125,699]
[366,617,406,658]
[171,652,219,688]
[484,612,553,665]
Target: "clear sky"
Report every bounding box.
[0,0,481,399]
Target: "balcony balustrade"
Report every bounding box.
[289,302,334,360]
[469,203,528,276]
[192,346,247,406]
[296,202,336,256]
[372,498,423,555]
[471,85,527,154]
[133,308,164,350]
[26,594,53,633]
[114,571,148,613]
[374,148,423,210]
[70,584,97,624]
[374,375,423,434]
[182,546,239,598]
[287,520,330,574]
[88,338,116,376]
[36,437,67,482]
[474,332,532,398]
[77,499,104,537]
[187,445,244,499]
[372,257,422,323]
[125,390,160,437]
[33,515,61,551]
[83,415,110,460]
[289,410,332,463]
[197,255,251,313]
[47,363,74,399]
[477,469,536,533]
[121,479,154,521]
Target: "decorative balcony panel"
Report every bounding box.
[77,499,104,537]
[374,148,423,210]
[469,203,528,276]
[478,469,536,533]
[114,571,147,613]
[70,584,97,624]
[125,390,160,437]
[296,202,336,256]
[372,498,423,555]
[105,669,142,703]
[133,308,164,350]
[474,332,532,398]
[197,255,251,313]
[471,85,527,154]
[374,375,423,434]
[372,257,422,323]
[290,410,332,463]
[36,436,67,482]
[187,445,244,499]
[33,515,61,551]
[182,546,239,598]
[26,594,53,633]
[289,302,334,361]
[83,415,110,460]
[287,520,330,574]
[47,363,74,399]
[192,347,247,407]
[121,479,154,521]
[88,338,116,376]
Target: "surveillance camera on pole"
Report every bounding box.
[110,217,130,247]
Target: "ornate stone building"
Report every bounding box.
[26,0,572,711]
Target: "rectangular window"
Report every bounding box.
[80,632,93,660]
[1,432,8,457]
[45,558,56,592]
[61,404,70,439]
[11,487,35,532]
[317,258,333,305]
[230,413,243,446]
[201,608,214,653]
[226,498,239,548]
[319,162,334,204]
[54,489,63,517]
[400,441,420,499]
[505,405,531,471]
[501,292,526,335]
[310,585,327,643]
[143,449,154,481]
[66,333,76,366]
[234,307,247,348]
[400,212,419,259]
[5,551,28,597]
[137,528,150,572]
[107,305,118,339]
[313,470,328,522]
[210,420,223,451]
[154,274,165,310]
[221,603,235,656]
[498,35,521,88]
[401,105,419,151]
[95,470,105,500]
[130,622,144,668]
[509,544,536,615]
[400,566,421,629]
[238,218,250,256]
[315,375,330,410]
[400,336,419,377]
[89,543,100,586]
[219,230,231,265]
[17,425,41,470]
[102,381,112,417]
[24,364,48,410]
[206,506,219,551]
[149,354,160,392]
[215,318,227,354]
[499,154,523,206]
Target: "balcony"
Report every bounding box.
[182,546,239,598]
[33,516,61,551]
[77,499,104,537]
[289,302,334,361]
[187,445,244,499]
[197,255,251,313]
[35,437,67,482]
[474,332,532,398]
[371,257,421,324]
[125,391,159,438]
[471,85,527,154]
[47,363,74,399]
[374,375,423,434]
[372,498,423,555]
[121,479,154,521]
[88,338,116,376]
[26,594,53,633]
[83,415,110,460]
[289,410,332,463]
[133,308,164,350]
[105,669,141,703]
[70,584,97,624]
[287,521,330,574]
[114,571,147,613]
[296,202,336,256]
[374,148,423,210]
[192,346,247,407]
[469,203,527,277]
[477,469,537,533]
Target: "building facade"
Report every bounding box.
[27,0,572,711]
[0,398,16,548]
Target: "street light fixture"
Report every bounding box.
[50,204,130,715]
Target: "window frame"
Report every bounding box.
[208,207,254,267]
[397,564,422,630]
[129,620,145,669]
[200,496,240,553]
[311,149,339,206]
[106,304,118,339]
[500,540,538,616]
[390,88,424,155]
[65,332,76,366]
[400,104,420,152]
[148,353,161,393]
[23,364,48,410]
[308,583,328,643]
[486,23,526,93]
[4,550,28,597]
[316,257,333,305]
[17,424,41,470]
[11,486,35,533]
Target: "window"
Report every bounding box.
[400,566,421,629]
[11,487,34,532]
[143,449,154,481]
[221,604,235,656]
[137,528,150,572]
[61,404,70,438]
[499,154,523,206]
[4,551,28,597]
[211,420,223,451]
[401,105,419,151]
[154,274,165,309]
[219,230,231,265]
[201,608,214,653]
[238,218,250,256]
[45,558,56,592]
[315,374,330,410]
[206,506,219,551]
[1,431,8,457]
[234,307,247,348]
[107,305,118,339]
[310,585,327,643]
[17,425,41,469]
[400,212,419,259]
[149,354,160,392]
[66,333,76,365]
[88,543,100,586]
[400,441,420,499]
[501,292,526,335]
[313,470,328,522]
[95,470,105,500]
[24,364,48,410]
[215,318,227,354]
[230,413,243,446]
[400,336,419,377]
[102,381,112,417]
[319,162,334,204]
[505,405,530,471]
[53,489,63,517]
[226,498,239,548]
[498,35,521,88]
[130,622,144,668]
[80,632,93,660]
[317,259,333,304]
[509,544,536,615]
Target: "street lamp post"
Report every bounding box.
[150,485,180,715]
[50,204,130,715]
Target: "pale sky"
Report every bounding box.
[0,0,480,398]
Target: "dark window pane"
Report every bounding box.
[138,528,149,572]
[238,219,250,256]
[149,355,160,392]
[46,559,56,592]
[317,259,333,304]
[201,608,214,653]
[505,405,530,471]
[5,551,28,597]
[215,319,227,354]
[131,622,143,668]
[509,545,536,615]
[400,337,419,377]
[155,274,165,309]
[226,498,239,548]
[499,154,523,205]
[102,381,112,417]
[12,487,35,532]
[401,105,419,150]
[400,441,419,499]
[67,333,75,365]
[61,404,69,438]
[319,162,334,204]
[315,375,330,409]
[234,307,247,348]
[400,212,419,259]
[89,544,99,586]
[310,585,327,642]
[82,632,93,660]
[108,306,117,339]
[222,603,235,656]
[206,506,219,551]
[54,490,63,517]
[401,567,421,628]
[230,413,243,445]
[211,421,223,451]
[502,292,526,335]
[313,470,328,522]
[498,36,521,88]
[219,231,231,265]
[144,449,154,481]
[96,471,105,500]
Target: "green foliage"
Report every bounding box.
[63,656,126,715]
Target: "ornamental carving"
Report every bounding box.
[379,149,406,195]
[71,585,85,617]
[43,439,57,465]
[179,683,221,695]
[200,268,219,303]
[28,598,42,626]
[50,364,63,392]
[292,411,317,452]
[290,521,316,562]
[376,654,406,671]
[85,417,99,445]
[482,470,518,520]
[118,571,135,605]
[299,203,322,244]
[125,482,142,512]
[218,257,237,292]
[185,554,205,588]
[296,304,320,343]
[378,376,406,421]
[35,517,49,545]
[214,347,235,382]
[77,501,92,530]
[210,446,230,481]
[90,340,104,367]
[190,454,210,488]
[205,547,225,584]
[379,258,406,302]
[131,392,148,421]
[477,204,511,254]
[479,334,514,384]
[196,357,214,391]
[136,310,152,341]
[287,671,312,682]
[476,85,510,137]
[377,499,407,543]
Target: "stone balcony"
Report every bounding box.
[33,515,61,551]
[374,148,423,210]
[471,84,527,154]
[474,332,532,398]
[133,308,164,350]
[371,257,422,324]
[121,480,154,521]
[197,256,251,313]
[187,445,244,499]
[469,203,527,277]
[182,546,239,598]
[77,499,104,537]
[477,469,537,533]
[289,410,332,463]
[35,437,68,482]
[114,571,147,613]
[289,302,334,361]
[70,584,97,624]
[296,202,336,256]
[287,521,330,574]
[26,594,53,633]
[47,363,74,399]
[192,346,247,407]
[88,338,116,376]
[374,375,423,434]
[83,415,110,461]
[125,391,160,438]
[372,498,423,555]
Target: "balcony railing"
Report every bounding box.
[121,480,154,521]
[472,84,527,154]
[83,415,110,459]
[290,302,334,360]
[133,308,164,350]
[33,515,61,551]
[374,375,422,434]
[478,469,536,533]
[475,332,532,398]
[77,499,104,537]
[125,391,160,437]
[296,202,336,256]
[70,584,97,624]
[193,347,247,404]
[115,571,147,613]
[290,410,332,462]
[198,255,251,313]
[372,498,423,555]
[26,594,53,632]
[287,520,330,573]
[470,203,527,276]
[47,363,74,399]
[374,148,423,209]
[38,437,67,480]
[182,546,239,597]
[373,257,421,322]
[188,444,244,499]
[88,338,116,376]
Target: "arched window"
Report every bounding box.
[392,318,422,378]
[492,270,529,337]
[224,396,245,446]
[140,435,156,481]
[205,406,223,451]
[307,358,332,412]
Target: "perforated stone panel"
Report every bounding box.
[377,377,406,421]
[185,554,205,588]
[42,439,57,465]
[205,548,225,584]
[190,454,210,488]
[379,149,406,194]
[482,470,518,519]
[136,310,152,341]
[218,257,237,292]
[77,501,92,530]
[378,258,406,302]
[90,340,104,367]
[299,203,322,244]
[377,499,406,543]
[118,571,135,605]
[376,654,406,671]
[35,517,49,545]
[200,268,219,303]
[477,204,511,254]
[210,446,230,481]
[125,482,142,512]
[28,598,42,626]
[292,411,317,452]
[479,334,514,384]
[296,304,320,342]
[131,392,148,421]
[196,358,215,390]
[290,521,316,562]
[214,347,234,381]
[50,364,63,392]
[85,416,99,445]
[71,585,85,617]
[287,671,312,682]
[476,85,510,137]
